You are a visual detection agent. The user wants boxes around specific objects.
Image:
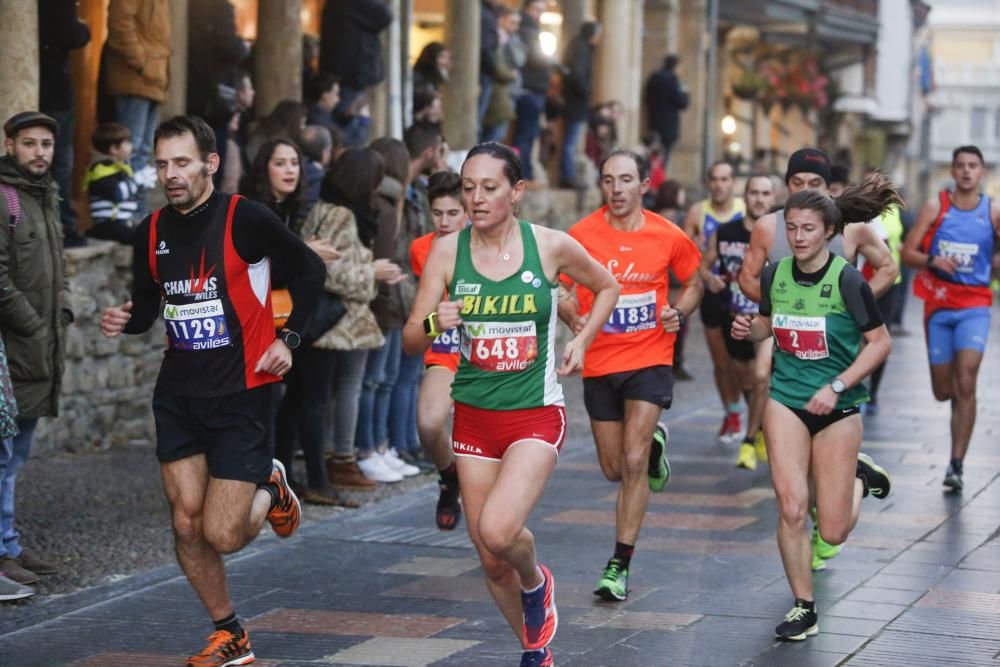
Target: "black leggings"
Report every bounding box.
[275,346,337,489]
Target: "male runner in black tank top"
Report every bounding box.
[102,116,325,667]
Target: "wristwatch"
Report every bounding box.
[675,310,686,328]
[279,328,302,350]
[423,312,442,339]
[830,377,846,394]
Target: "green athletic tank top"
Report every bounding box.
[449,221,564,410]
[769,255,869,409]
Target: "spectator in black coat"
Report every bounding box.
[512,0,553,181]
[645,55,689,166]
[479,0,500,129]
[319,0,393,120]
[38,0,91,247]
[559,21,600,188]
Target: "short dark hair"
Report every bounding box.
[322,146,385,209]
[154,115,217,159]
[299,125,332,163]
[464,142,523,185]
[413,89,439,116]
[745,172,773,193]
[705,159,732,181]
[600,148,650,181]
[953,145,984,166]
[92,122,132,154]
[428,171,463,205]
[830,164,850,186]
[663,54,679,70]
[653,179,684,211]
[307,72,340,102]
[403,122,442,160]
[369,137,411,186]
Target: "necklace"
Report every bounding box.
[500,222,517,261]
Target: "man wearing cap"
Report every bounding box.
[0,111,71,596]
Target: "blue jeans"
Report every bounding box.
[481,120,510,144]
[512,92,546,180]
[0,418,37,559]
[355,329,401,454]
[48,109,79,239]
[560,119,587,183]
[389,350,422,454]
[477,74,494,131]
[114,96,159,171]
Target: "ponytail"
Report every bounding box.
[785,171,903,236]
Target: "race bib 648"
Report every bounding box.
[462,321,538,372]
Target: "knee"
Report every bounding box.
[954,372,977,401]
[171,509,203,544]
[203,526,243,555]
[622,446,648,479]
[818,523,849,547]
[479,522,520,558]
[932,386,953,402]
[776,495,808,529]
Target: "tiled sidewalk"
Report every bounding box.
[1,304,998,666]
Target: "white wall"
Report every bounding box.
[873,0,913,122]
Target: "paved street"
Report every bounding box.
[1,299,999,666]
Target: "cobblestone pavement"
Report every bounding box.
[1,299,999,666]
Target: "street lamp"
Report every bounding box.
[721,114,737,136]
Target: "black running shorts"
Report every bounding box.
[723,313,756,361]
[699,290,728,329]
[787,404,861,437]
[152,385,274,483]
[583,365,674,422]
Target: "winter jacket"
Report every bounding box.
[561,37,595,122]
[298,203,384,351]
[104,0,172,103]
[398,178,431,316]
[480,1,499,77]
[0,156,71,419]
[645,67,689,147]
[518,12,552,95]
[484,35,527,129]
[187,0,249,118]
[370,176,407,331]
[319,0,393,90]
[38,0,91,112]
[84,157,140,226]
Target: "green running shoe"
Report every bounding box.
[648,422,670,492]
[594,558,629,601]
[810,508,843,565]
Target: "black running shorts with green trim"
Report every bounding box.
[583,365,674,422]
[152,384,274,483]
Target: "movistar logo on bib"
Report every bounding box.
[462,321,538,372]
[163,299,230,350]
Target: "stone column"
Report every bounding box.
[596,0,643,147]
[443,0,479,150]
[560,0,595,57]
[0,1,40,140]
[669,0,708,189]
[255,0,303,118]
[161,0,188,118]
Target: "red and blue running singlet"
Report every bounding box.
[148,194,280,395]
[914,191,994,314]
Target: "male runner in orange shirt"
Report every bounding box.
[560,149,702,601]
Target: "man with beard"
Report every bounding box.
[101,115,325,666]
[560,149,702,601]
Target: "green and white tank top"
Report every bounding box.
[449,221,564,410]
[767,255,869,409]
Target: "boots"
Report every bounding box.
[326,459,377,491]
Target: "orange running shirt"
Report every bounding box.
[565,206,701,378]
[410,232,460,371]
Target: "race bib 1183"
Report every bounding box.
[604,290,657,334]
[772,313,828,360]
[164,299,231,351]
[462,321,538,372]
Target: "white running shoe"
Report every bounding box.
[381,449,421,477]
[358,455,404,483]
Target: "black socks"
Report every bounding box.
[213,612,243,636]
[613,541,635,568]
[259,482,280,512]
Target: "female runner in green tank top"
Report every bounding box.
[403,143,618,666]
[731,176,901,643]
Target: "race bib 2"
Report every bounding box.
[604,291,657,334]
[164,299,231,351]
[772,314,828,360]
[462,321,538,372]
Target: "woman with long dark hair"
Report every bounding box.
[240,137,306,229]
[731,175,900,641]
[413,41,450,93]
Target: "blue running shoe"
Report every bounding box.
[520,648,553,666]
[522,563,557,650]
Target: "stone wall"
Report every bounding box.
[32,242,162,456]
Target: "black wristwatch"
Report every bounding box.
[675,310,686,328]
[279,328,302,350]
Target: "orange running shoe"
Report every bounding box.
[186,629,254,667]
[266,459,301,538]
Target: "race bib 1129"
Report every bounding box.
[164,299,231,351]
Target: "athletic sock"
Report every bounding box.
[727,403,741,414]
[439,462,459,491]
[742,435,754,445]
[259,481,280,512]
[213,612,243,636]
[613,541,635,568]
[522,570,545,594]
[950,458,964,473]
